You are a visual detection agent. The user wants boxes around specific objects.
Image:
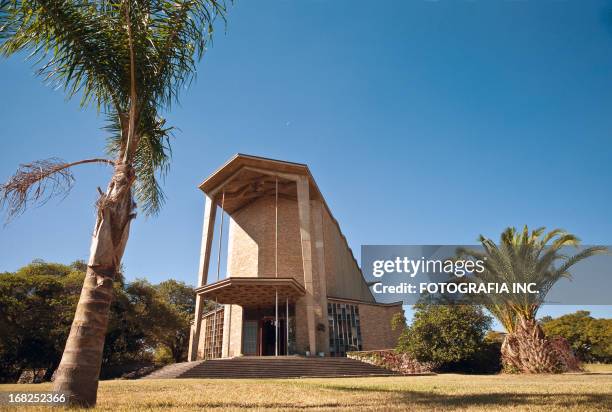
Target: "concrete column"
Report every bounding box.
[188,194,217,361]
[222,304,231,358]
[230,305,244,356]
[312,201,329,354]
[296,176,317,354]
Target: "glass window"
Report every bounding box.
[203,307,224,359]
[327,302,363,356]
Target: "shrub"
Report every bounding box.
[347,350,435,374]
[541,311,611,363]
[396,303,494,373]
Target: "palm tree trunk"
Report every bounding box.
[500,316,580,373]
[52,164,135,407]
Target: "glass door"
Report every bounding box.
[242,320,258,355]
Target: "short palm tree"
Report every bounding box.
[457,226,606,372]
[0,0,226,406]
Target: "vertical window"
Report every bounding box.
[327,302,362,356]
[242,320,258,355]
[203,307,224,359]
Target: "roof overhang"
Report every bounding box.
[197,154,323,214]
[327,296,404,307]
[195,277,306,307]
[199,154,311,194]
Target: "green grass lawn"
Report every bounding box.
[1,372,611,411]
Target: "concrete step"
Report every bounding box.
[144,360,205,379]
[143,357,398,379]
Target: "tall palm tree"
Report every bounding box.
[0,0,226,405]
[457,226,606,372]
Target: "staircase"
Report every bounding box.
[143,356,398,379]
[144,360,206,379]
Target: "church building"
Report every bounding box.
[188,154,403,360]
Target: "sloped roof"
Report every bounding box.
[198,154,315,193]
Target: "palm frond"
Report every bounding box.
[0,157,114,221]
[1,0,228,217]
[0,0,125,111]
[132,113,173,216]
[457,226,608,331]
[552,246,608,279]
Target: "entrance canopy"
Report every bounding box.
[195,277,305,307]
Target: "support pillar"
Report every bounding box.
[275,288,279,356]
[286,297,289,355]
[188,194,217,361]
[296,176,317,355]
[313,201,329,355]
[222,304,231,358]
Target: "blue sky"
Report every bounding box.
[1,0,611,326]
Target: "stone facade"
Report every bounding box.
[189,155,403,360]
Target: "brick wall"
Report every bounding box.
[358,303,404,351]
[216,177,397,356]
[227,196,303,281]
[321,207,374,303]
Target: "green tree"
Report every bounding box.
[0,261,89,382]
[0,272,64,381]
[126,279,198,363]
[0,260,196,382]
[0,261,136,382]
[457,226,606,373]
[101,280,151,369]
[128,280,181,361]
[541,311,612,363]
[0,1,226,406]
[156,279,195,316]
[153,280,195,362]
[396,304,492,369]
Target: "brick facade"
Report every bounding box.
[358,302,404,350]
[191,155,403,360]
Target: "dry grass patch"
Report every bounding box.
[583,363,612,373]
[1,373,611,411]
